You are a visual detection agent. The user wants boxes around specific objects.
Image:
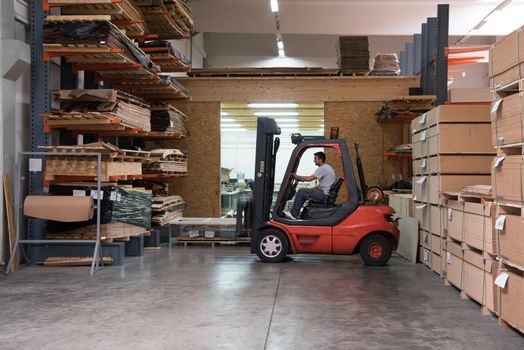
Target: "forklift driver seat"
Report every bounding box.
[311,177,345,206]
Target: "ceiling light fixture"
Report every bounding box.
[248,103,298,108]
[221,111,229,116]
[456,0,513,43]
[270,0,279,12]
[221,118,235,122]
[254,111,299,116]
[222,128,247,132]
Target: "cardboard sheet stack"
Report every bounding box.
[152,195,187,226]
[370,54,400,76]
[336,36,369,74]
[143,149,188,175]
[411,104,494,278]
[150,104,189,135]
[490,24,524,334]
[47,89,152,132]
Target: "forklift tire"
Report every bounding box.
[359,234,392,266]
[255,229,289,263]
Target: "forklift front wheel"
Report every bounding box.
[359,234,392,266]
[256,230,289,263]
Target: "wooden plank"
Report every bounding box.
[43,256,113,266]
[2,174,17,272]
[46,14,112,22]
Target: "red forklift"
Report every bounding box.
[248,117,400,265]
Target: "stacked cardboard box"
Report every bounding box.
[441,191,498,314]
[490,25,524,334]
[336,36,369,74]
[411,105,494,276]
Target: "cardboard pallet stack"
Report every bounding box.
[411,104,494,276]
[490,24,524,334]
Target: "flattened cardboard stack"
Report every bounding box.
[411,104,494,278]
[336,36,369,74]
[152,195,186,226]
[490,25,524,334]
[150,104,189,135]
[46,89,151,132]
[370,54,400,76]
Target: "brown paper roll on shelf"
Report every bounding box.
[24,196,94,222]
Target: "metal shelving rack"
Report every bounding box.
[399,4,449,106]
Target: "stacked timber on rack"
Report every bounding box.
[41,142,147,181]
[49,0,147,37]
[113,75,191,103]
[150,104,188,135]
[441,187,498,315]
[137,0,193,39]
[143,149,188,175]
[411,104,494,276]
[336,36,370,75]
[46,183,152,242]
[46,89,151,132]
[140,40,191,72]
[376,96,435,122]
[490,25,524,334]
[152,195,186,225]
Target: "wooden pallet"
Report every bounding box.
[42,256,113,266]
[338,70,370,76]
[188,67,340,77]
[175,237,251,247]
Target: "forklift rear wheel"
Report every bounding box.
[256,230,289,263]
[359,234,392,266]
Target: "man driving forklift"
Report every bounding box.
[282,151,336,220]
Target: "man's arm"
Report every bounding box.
[293,174,317,182]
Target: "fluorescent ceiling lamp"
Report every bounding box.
[254,111,298,116]
[278,49,285,57]
[248,103,298,108]
[221,123,242,127]
[221,111,229,116]
[274,118,298,122]
[270,0,279,12]
[221,118,235,122]
[277,123,298,127]
[222,128,247,132]
[277,41,284,50]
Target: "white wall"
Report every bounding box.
[169,32,207,71]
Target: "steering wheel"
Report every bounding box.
[283,177,299,202]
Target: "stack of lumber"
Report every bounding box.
[137,0,193,39]
[336,36,369,74]
[490,25,524,335]
[43,20,158,78]
[188,67,339,77]
[411,104,494,278]
[46,89,151,132]
[370,54,400,76]
[140,40,191,72]
[150,104,188,134]
[376,96,435,121]
[440,190,498,315]
[489,24,524,91]
[52,0,147,37]
[47,222,149,242]
[143,149,188,175]
[41,142,148,181]
[152,195,186,226]
[43,256,113,266]
[112,75,191,103]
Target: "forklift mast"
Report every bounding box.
[251,117,281,230]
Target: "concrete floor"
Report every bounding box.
[0,246,523,350]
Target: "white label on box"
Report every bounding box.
[415,203,427,210]
[29,158,42,172]
[491,99,503,114]
[110,192,117,201]
[73,190,86,197]
[447,252,452,264]
[419,114,426,124]
[423,232,429,243]
[423,249,429,262]
[493,156,505,168]
[495,272,510,289]
[420,158,427,168]
[448,208,453,221]
[116,193,122,202]
[495,215,507,231]
[170,120,174,128]
[416,176,427,185]
[420,130,427,141]
[91,190,104,200]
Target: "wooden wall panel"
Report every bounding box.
[147,102,221,217]
[177,76,419,102]
[325,102,403,191]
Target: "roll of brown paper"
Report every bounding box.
[24,196,94,222]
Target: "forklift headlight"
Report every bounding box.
[384,214,399,223]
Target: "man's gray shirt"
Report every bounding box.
[313,164,336,195]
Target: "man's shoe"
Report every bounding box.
[282,210,296,220]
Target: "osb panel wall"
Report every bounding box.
[153,102,221,217]
[325,102,403,196]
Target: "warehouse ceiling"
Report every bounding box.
[191,0,524,36]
